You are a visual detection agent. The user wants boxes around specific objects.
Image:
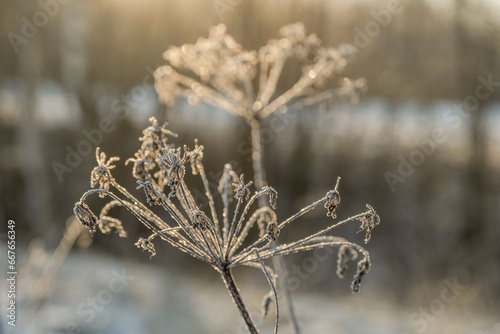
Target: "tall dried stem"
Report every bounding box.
[220,266,259,334]
[249,117,301,333]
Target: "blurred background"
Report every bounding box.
[1,0,500,333]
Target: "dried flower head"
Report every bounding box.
[218,164,240,202]
[155,22,365,123]
[75,126,379,334]
[74,23,378,334]
[90,148,119,197]
[233,174,253,201]
[157,146,191,197]
[358,204,381,243]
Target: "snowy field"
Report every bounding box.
[1,246,499,334]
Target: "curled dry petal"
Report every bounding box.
[135,237,156,259]
[99,216,127,238]
[74,201,98,235]
[336,245,358,279]
[136,180,163,205]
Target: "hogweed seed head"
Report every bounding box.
[75,23,380,333]
[139,117,177,153]
[155,23,366,123]
[75,124,380,333]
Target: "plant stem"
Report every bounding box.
[221,267,259,334]
[250,118,267,207]
[249,118,301,334]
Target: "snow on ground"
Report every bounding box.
[1,248,499,334]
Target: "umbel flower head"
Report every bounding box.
[74,118,380,334]
[154,22,366,122]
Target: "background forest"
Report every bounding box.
[0,0,499,333]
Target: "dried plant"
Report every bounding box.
[154,22,366,194]
[74,23,379,333]
[74,117,379,334]
[154,22,365,121]
[154,22,368,332]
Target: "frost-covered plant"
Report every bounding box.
[155,22,365,119]
[74,118,379,334]
[154,23,368,332]
[154,22,366,194]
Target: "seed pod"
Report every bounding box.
[325,189,341,219]
[265,187,278,210]
[189,209,212,232]
[74,201,98,235]
[358,204,380,243]
[266,221,280,241]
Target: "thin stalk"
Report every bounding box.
[220,267,259,334]
[249,118,301,334]
[250,118,267,207]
